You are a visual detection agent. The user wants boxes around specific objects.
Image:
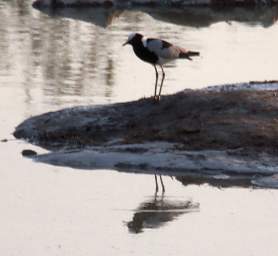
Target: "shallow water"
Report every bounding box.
[1,1,278,255]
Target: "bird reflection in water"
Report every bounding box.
[127,169,260,233]
[127,192,199,233]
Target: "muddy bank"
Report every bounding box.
[14,82,278,155]
[13,82,278,188]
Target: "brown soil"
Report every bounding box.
[14,89,278,155]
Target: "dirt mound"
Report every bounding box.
[14,87,278,155]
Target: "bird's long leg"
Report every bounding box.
[159,175,165,193]
[158,65,165,100]
[154,65,159,101]
[155,174,159,192]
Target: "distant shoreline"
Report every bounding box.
[32,0,278,8]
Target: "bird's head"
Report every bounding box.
[123,33,143,46]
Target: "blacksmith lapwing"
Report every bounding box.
[123,33,200,101]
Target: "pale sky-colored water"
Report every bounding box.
[1,1,278,255]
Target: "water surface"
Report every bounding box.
[1,1,278,255]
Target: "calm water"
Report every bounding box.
[1,1,278,255]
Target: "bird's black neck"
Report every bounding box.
[132,41,158,65]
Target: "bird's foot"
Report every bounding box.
[153,96,160,103]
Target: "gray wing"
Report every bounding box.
[145,38,185,59]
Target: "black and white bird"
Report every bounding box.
[123,33,200,101]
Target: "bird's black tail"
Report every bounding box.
[179,51,200,60]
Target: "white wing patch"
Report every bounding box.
[145,38,185,60]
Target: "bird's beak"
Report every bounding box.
[122,40,129,46]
